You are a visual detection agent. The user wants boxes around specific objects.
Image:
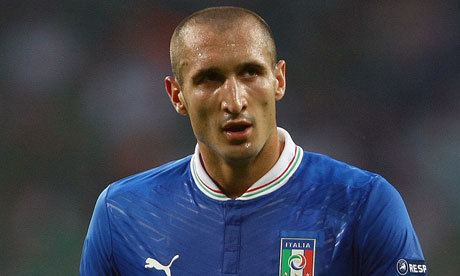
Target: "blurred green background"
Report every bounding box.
[1,0,459,275]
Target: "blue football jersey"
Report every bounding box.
[80,128,426,276]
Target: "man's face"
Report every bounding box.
[168,21,285,163]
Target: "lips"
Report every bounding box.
[222,120,253,141]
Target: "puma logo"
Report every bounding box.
[144,255,179,276]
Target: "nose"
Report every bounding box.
[220,76,247,115]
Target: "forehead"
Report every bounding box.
[179,21,272,76]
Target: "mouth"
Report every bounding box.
[222,120,253,141]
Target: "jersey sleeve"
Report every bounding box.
[356,176,427,275]
[80,186,117,275]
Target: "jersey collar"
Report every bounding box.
[190,127,303,201]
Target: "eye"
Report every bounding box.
[245,67,258,76]
[194,70,225,85]
[202,72,222,82]
[240,64,264,78]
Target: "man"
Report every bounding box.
[80,6,426,276]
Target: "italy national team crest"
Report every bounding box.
[279,238,316,276]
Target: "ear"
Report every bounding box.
[274,60,286,101]
[165,76,188,116]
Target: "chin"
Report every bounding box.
[222,142,260,162]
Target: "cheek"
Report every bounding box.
[253,86,277,120]
[253,85,276,109]
[188,98,216,128]
[253,78,277,102]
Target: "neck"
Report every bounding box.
[199,129,284,199]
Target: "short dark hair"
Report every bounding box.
[170,6,277,84]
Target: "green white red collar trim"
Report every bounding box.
[190,127,303,201]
